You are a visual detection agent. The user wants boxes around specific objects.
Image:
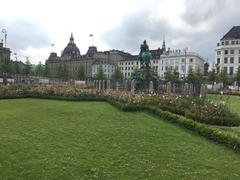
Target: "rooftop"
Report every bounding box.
[221,26,240,40]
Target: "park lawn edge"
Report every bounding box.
[0,94,239,153]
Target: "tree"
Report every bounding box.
[44,63,50,77]
[35,61,44,76]
[77,65,86,80]
[23,59,32,76]
[235,66,240,87]
[164,69,179,82]
[208,69,218,85]
[95,66,106,80]
[187,68,202,84]
[58,63,68,80]
[111,67,123,81]
[218,70,229,88]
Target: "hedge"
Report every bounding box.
[0,95,239,152]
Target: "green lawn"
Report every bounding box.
[208,94,240,137]
[209,94,240,116]
[0,99,239,179]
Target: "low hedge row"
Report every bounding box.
[208,92,240,96]
[0,95,239,152]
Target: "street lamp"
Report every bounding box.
[2,29,7,48]
[1,29,7,84]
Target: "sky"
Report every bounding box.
[0,0,239,65]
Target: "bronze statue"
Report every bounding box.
[138,40,151,68]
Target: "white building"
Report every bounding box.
[118,49,162,78]
[215,26,240,75]
[91,60,116,79]
[118,48,204,79]
[159,51,204,78]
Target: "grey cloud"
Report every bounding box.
[0,19,51,51]
[102,0,240,62]
[102,10,172,53]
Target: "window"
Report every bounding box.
[230,57,234,63]
[230,50,235,54]
[132,62,133,65]
[238,57,240,63]
[162,66,163,70]
[230,67,234,75]
[190,58,193,63]
[231,41,235,45]
[175,66,179,71]
[237,41,239,45]
[224,57,228,63]
[224,67,228,74]
[125,67,127,70]
[239,50,240,54]
[181,59,185,63]
[128,67,130,70]
[165,66,168,71]
[217,58,220,64]
[225,41,229,45]
[217,51,221,55]
[221,41,224,45]
[224,50,228,55]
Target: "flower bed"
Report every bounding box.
[0,85,240,126]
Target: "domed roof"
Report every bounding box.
[62,33,81,59]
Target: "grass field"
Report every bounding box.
[208,94,240,137]
[209,94,240,116]
[0,99,239,179]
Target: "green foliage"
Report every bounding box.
[58,63,69,80]
[164,69,179,82]
[235,66,240,86]
[23,59,32,75]
[95,66,106,80]
[111,67,123,81]
[187,68,203,84]
[208,69,218,84]
[77,65,86,80]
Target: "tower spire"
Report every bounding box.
[70,33,74,43]
[162,34,166,51]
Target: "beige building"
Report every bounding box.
[46,34,131,78]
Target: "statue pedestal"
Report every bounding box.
[131,67,158,92]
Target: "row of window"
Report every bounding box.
[217,57,240,64]
[220,40,240,46]
[217,49,240,55]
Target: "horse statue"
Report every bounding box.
[138,40,152,68]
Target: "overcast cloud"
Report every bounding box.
[0,0,239,64]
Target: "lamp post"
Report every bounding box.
[2,29,7,84]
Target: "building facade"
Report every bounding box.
[215,26,240,75]
[46,34,205,80]
[159,51,204,78]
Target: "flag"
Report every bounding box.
[89,34,93,37]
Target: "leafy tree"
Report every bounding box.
[235,66,240,86]
[187,68,202,84]
[77,65,86,80]
[95,66,106,80]
[218,70,229,87]
[35,61,44,76]
[23,59,32,76]
[208,69,218,85]
[111,67,123,81]
[164,69,179,82]
[44,63,50,77]
[58,63,68,80]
